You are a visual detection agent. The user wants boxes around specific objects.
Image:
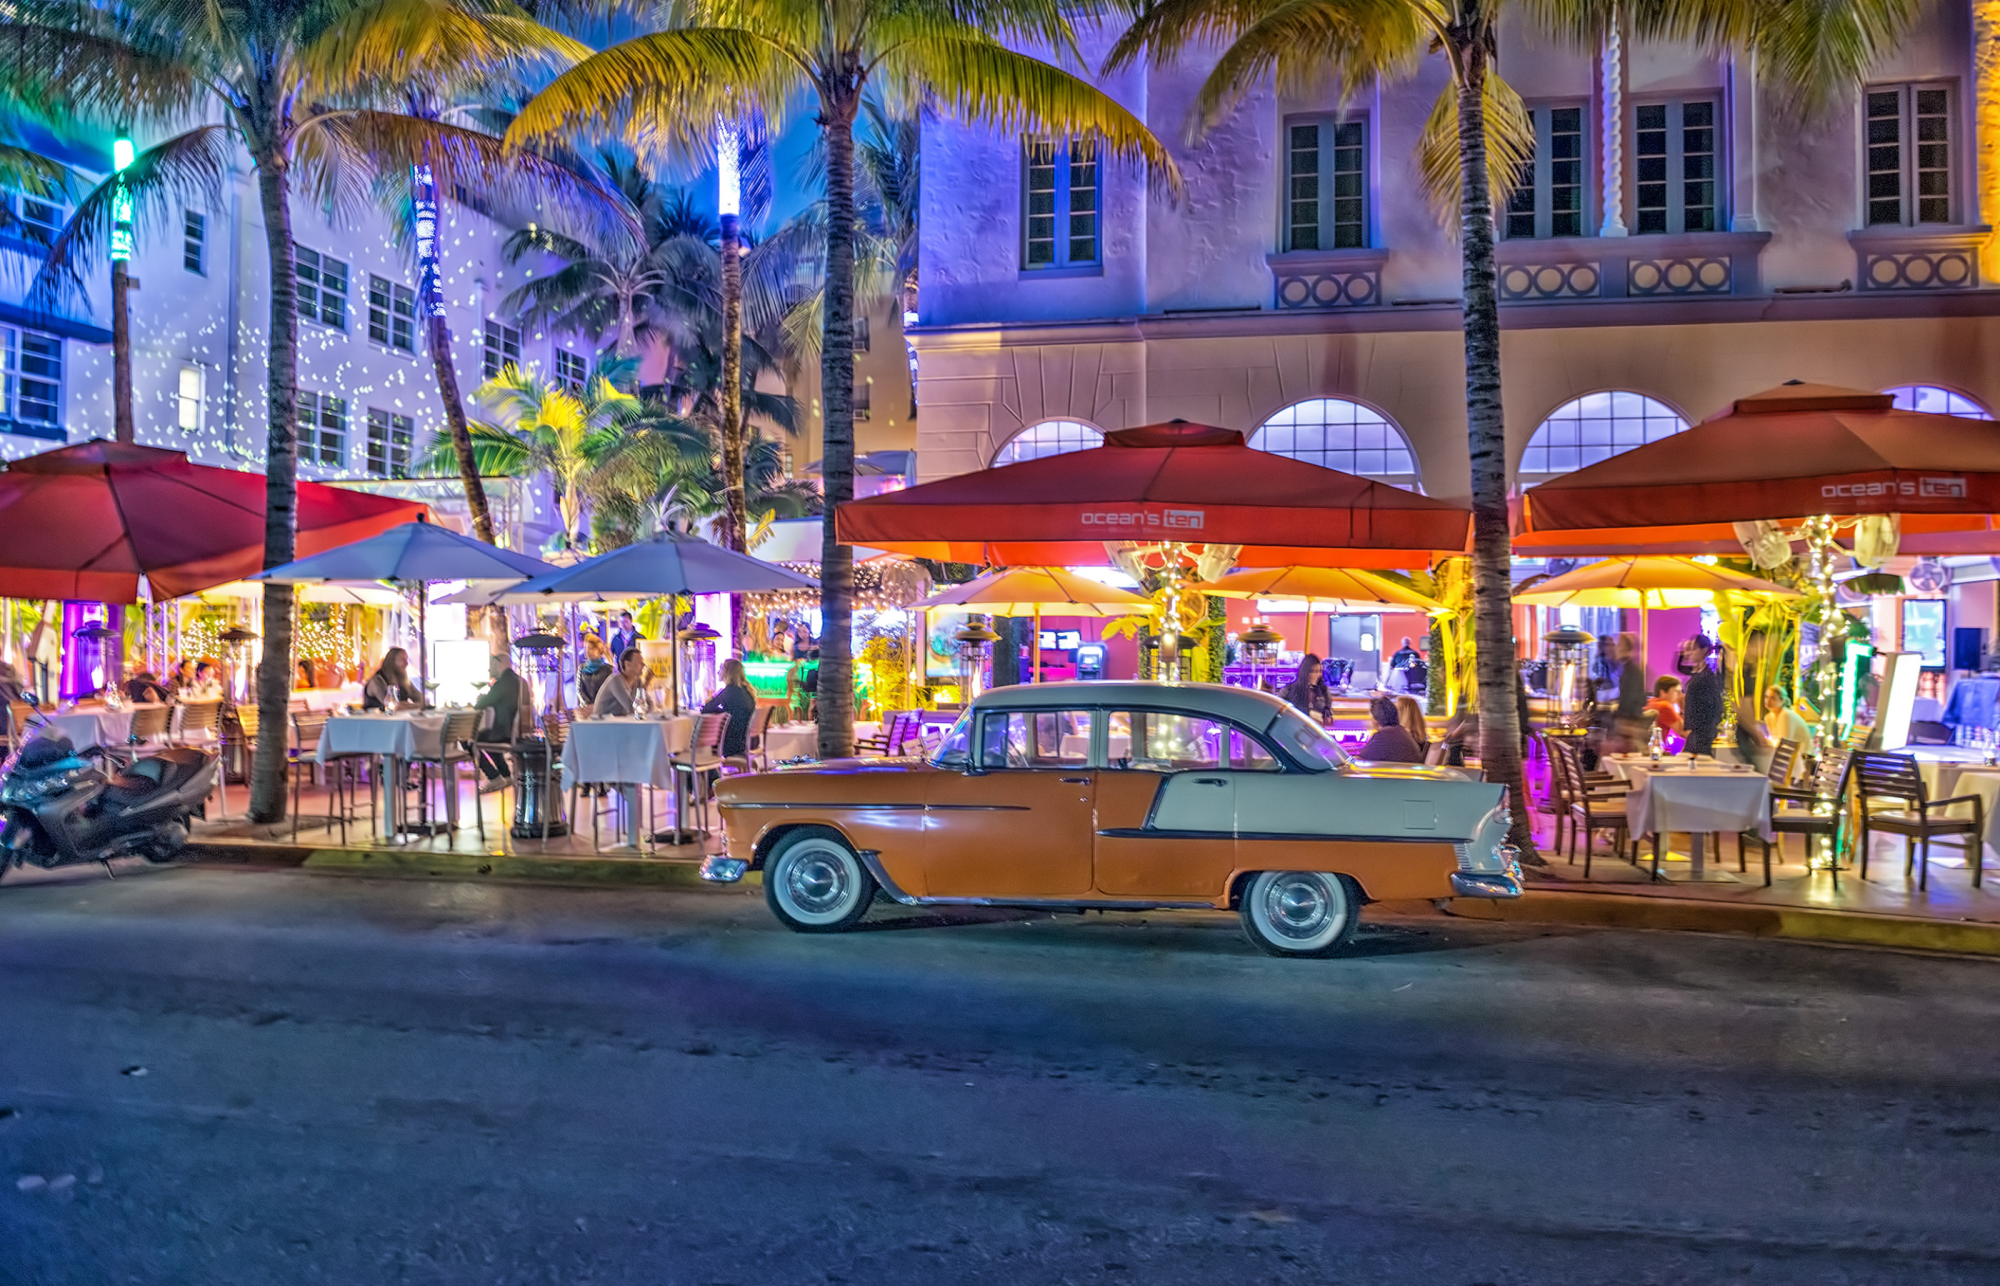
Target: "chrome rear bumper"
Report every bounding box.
[1450,871,1522,899]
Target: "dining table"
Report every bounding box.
[561,715,694,790]
[316,710,451,841]
[1616,757,1773,878]
[763,721,882,762]
[1910,758,2000,863]
[37,704,144,750]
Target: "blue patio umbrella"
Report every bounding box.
[255,516,560,697]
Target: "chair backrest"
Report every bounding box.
[127,705,171,742]
[439,709,481,749]
[6,700,32,741]
[543,710,569,754]
[745,702,774,745]
[291,711,328,751]
[1844,723,1875,751]
[1853,750,1924,806]
[181,700,223,738]
[236,704,261,742]
[1547,736,1579,803]
[694,712,729,754]
[1766,738,1800,787]
[892,710,924,754]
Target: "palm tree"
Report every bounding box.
[428,356,643,550]
[0,0,558,822]
[509,0,1181,759]
[500,156,679,360]
[1108,0,1916,858]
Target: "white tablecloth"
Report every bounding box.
[1913,763,2000,855]
[316,713,449,764]
[39,707,136,749]
[1625,764,1773,842]
[764,722,882,761]
[561,716,693,788]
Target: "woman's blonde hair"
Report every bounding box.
[1396,695,1428,747]
[719,657,750,689]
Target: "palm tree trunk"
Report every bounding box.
[112,259,133,444]
[720,208,748,652]
[1455,34,1538,861]
[816,94,860,760]
[249,150,300,823]
[418,192,495,546]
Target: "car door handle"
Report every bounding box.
[1193,777,1228,786]
[1059,777,1090,784]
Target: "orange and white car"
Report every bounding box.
[701,681,1521,957]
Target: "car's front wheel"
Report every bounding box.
[1239,870,1361,958]
[764,827,877,933]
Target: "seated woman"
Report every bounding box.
[700,658,758,758]
[362,648,412,710]
[577,634,612,705]
[1395,695,1431,761]
[1356,696,1425,763]
[124,671,170,704]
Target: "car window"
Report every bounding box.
[1103,711,1283,772]
[977,710,1094,769]
[1272,709,1351,772]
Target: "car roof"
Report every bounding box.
[969,680,1296,725]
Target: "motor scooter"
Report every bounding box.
[1,710,218,870]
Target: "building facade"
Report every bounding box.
[911,1,2000,498]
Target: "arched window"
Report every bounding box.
[1249,398,1419,487]
[1884,384,1993,419]
[1520,391,1689,480]
[991,419,1103,466]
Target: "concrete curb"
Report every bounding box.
[188,842,759,892]
[1448,889,2000,958]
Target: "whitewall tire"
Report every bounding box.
[1239,870,1361,958]
[764,827,876,933]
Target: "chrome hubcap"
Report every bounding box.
[1262,874,1338,941]
[783,847,853,917]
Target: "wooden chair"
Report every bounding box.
[124,704,171,757]
[177,700,223,748]
[301,711,374,846]
[1852,751,1984,890]
[672,713,730,833]
[1748,745,1855,888]
[722,703,775,775]
[4,700,35,755]
[1552,738,1630,877]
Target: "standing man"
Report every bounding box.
[608,611,642,660]
[1612,632,1647,751]
[1681,635,1725,758]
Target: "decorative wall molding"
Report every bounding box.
[1849,227,1989,291]
[1496,231,1768,300]
[1266,249,1390,310]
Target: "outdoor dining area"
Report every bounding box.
[4,382,2000,921]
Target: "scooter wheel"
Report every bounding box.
[144,821,189,865]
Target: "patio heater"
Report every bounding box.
[218,625,258,706]
[1542,627,1596,729]
[953,618,1000,704]
[509,630,570,840]
[1238,620,1283,691]
[677,622,721,709]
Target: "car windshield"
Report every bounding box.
[1271,709,1351,772]
[931,709,973,767]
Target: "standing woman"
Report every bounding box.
[363,648,412,710]
[1278,653,1334,722]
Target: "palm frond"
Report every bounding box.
[30,125,231,308]
[1415,72,1533,228]
[302,0,594,99]
[1179,0,1432,136]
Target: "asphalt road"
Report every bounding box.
[2,866,1999,1285]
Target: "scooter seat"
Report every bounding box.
[104,772,166,804]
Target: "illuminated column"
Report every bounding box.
[1975,0,2000,279]
[111,136,135,444]
[1599,14,1628,237]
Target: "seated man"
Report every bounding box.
[472,652,524,791]
[1356,696,1425,764]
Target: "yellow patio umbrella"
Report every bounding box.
[1513,556,1801,657]
[918,567,1150,683]
[1198,565,1442,657]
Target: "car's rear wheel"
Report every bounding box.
[764,827,876,933]
[1239,870,1361,958]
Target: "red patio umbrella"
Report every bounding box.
[1516,382,2000,556]
[0,440,430,601]
[837,421,1470,569]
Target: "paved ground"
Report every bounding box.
[3,867,1999,1285]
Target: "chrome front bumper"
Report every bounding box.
[699,855,749,883]
[1450,871,1523,899]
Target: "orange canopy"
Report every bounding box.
[837,421,1471,569]
[1516,382,2000,555]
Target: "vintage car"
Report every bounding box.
[701,681,1521,958]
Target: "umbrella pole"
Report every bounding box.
[1033,606,1042,684]
[418,583,429,706]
